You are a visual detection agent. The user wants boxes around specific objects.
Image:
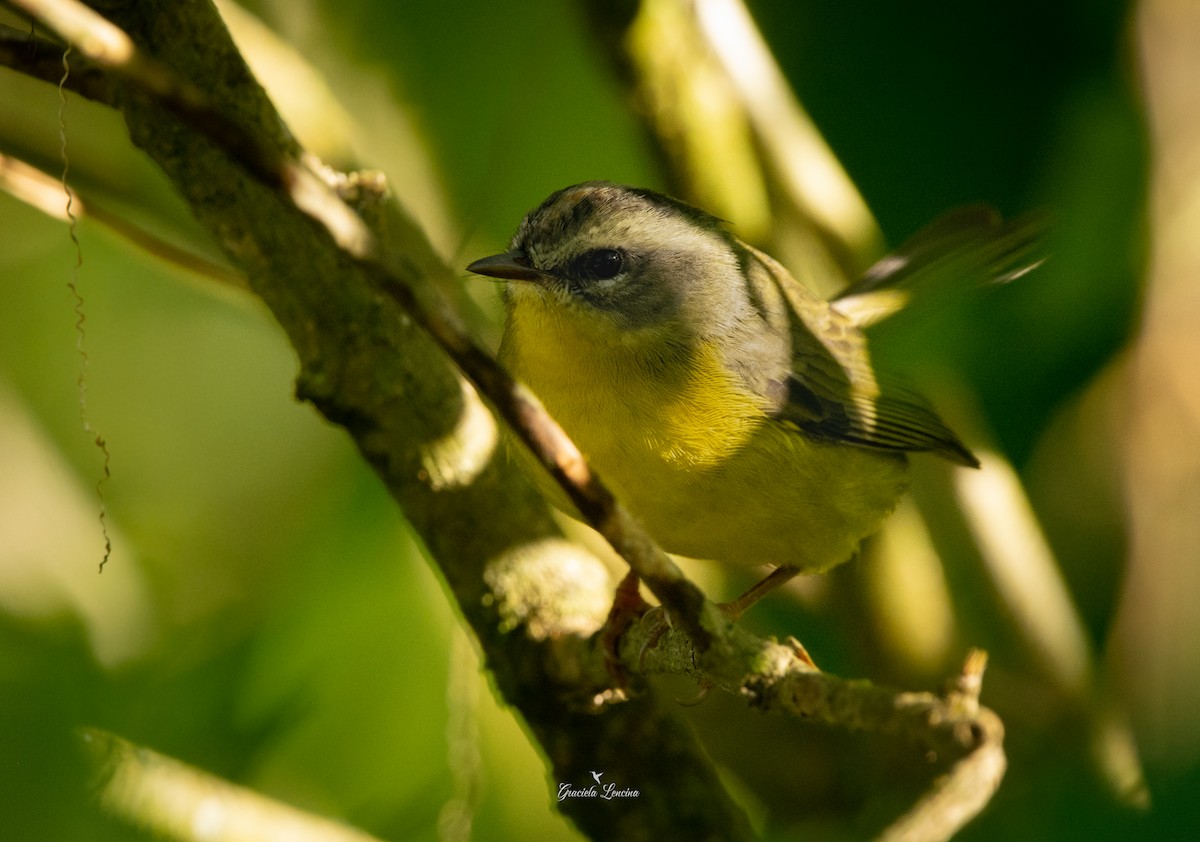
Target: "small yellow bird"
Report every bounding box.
[469,182,1036,613]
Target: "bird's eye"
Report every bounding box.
[568,248,625,282]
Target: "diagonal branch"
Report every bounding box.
[82,729,389,842]
[0,151,245,287]
[0,22,110,100]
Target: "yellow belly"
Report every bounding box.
[500,300,908,572]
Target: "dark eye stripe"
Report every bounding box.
[564,248,625,282]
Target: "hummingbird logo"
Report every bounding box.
[558,769,639,801]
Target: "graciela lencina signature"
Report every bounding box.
[557,771,641,802]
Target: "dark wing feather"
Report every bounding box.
[782,376,979,467]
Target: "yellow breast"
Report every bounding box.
[502,295,761,463]
[499,294,908,572]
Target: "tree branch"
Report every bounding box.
[617,618,1005,840]
[82,729,389,842]
[0,22,111,101]
[0,150,245,287]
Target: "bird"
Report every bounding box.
[468,181,1038,615]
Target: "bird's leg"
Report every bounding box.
[723,565,818,668]
[720,564,801,620]
[602,564,812,690]
[638,564,806,667]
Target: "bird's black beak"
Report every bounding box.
[466,251,542,282]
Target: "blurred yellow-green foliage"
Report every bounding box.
[2,0,1197,839]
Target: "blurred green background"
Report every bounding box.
[2,0,1195,839]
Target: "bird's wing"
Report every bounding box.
[742,244,979,467]
[832,205,1047,328]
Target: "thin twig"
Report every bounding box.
[624,623,1005,842]
[0,151,247,288]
